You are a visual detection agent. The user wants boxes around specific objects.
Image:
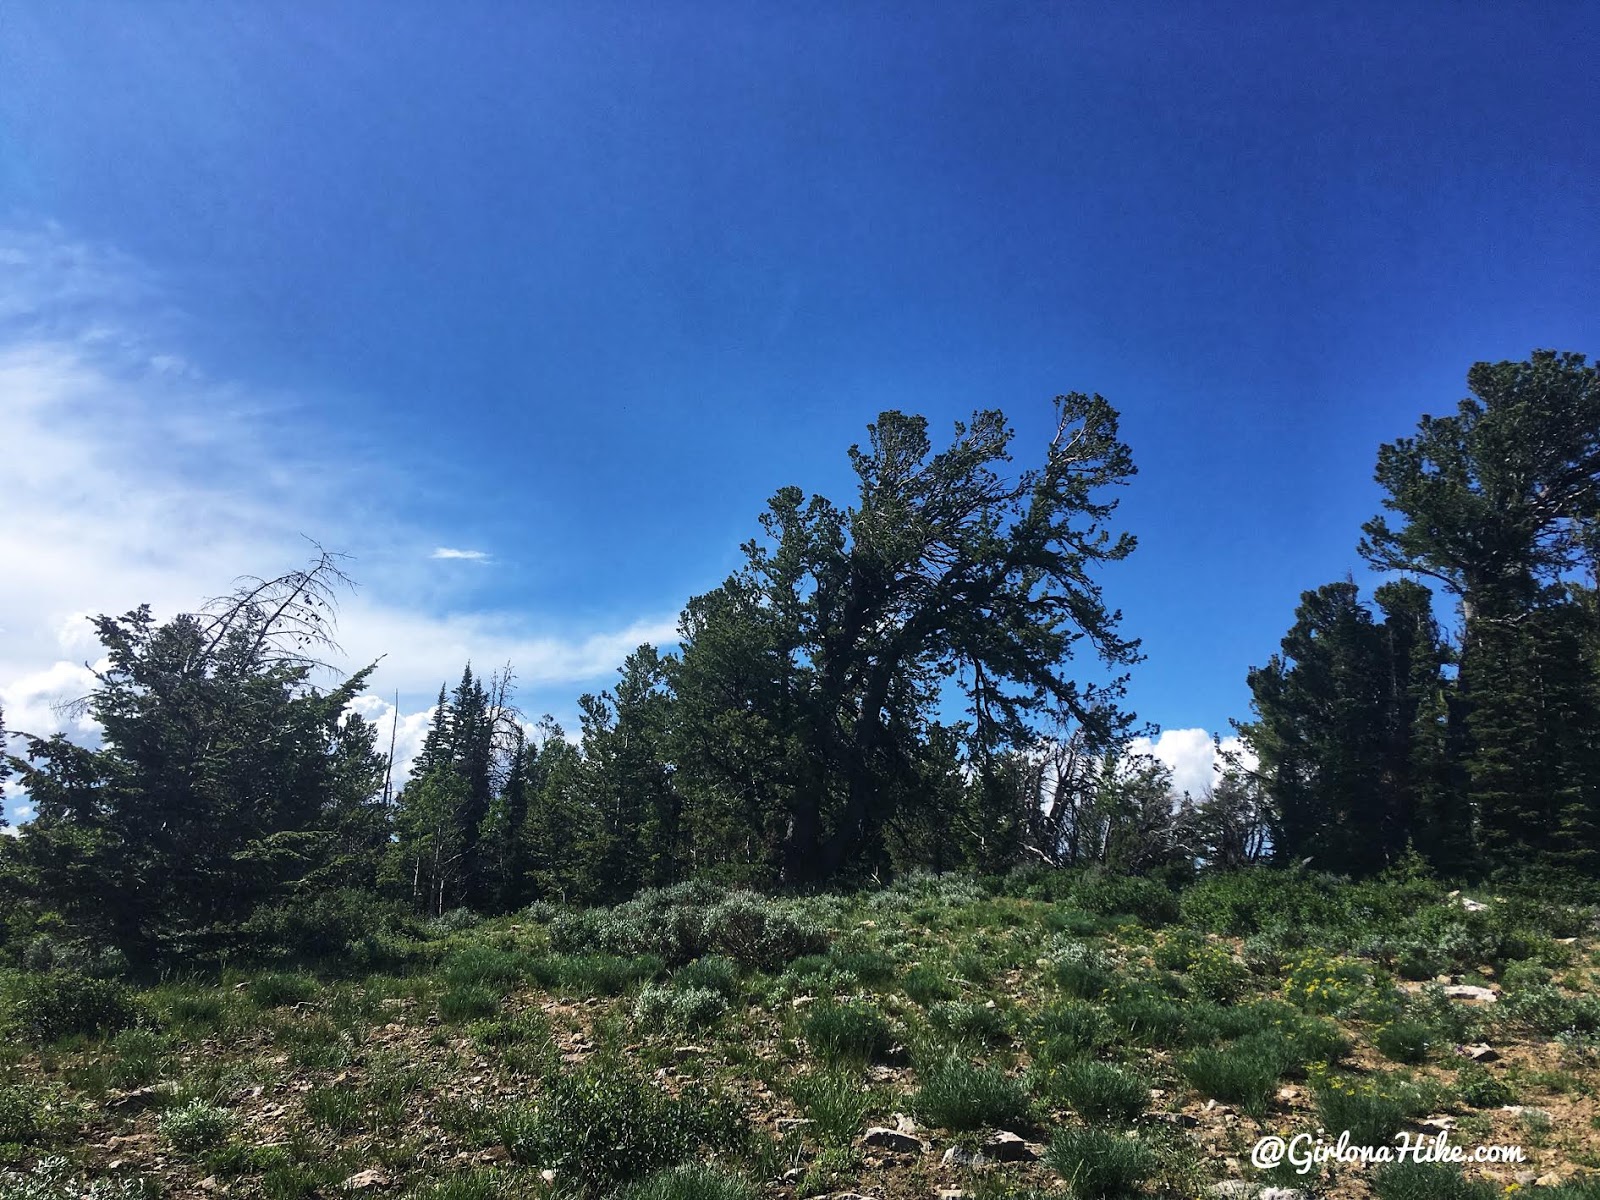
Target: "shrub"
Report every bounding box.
[791,1070,870,1146]
[0,1082,61,1144]
[672,956,741,997]
[0,1158,157,1200]
[8,972,137,1042]
[110,1027,166,1087]
[1282,950,1372,1015]
[830,947,898,987]
[1371,1162,1499,1200]
[634,984,729,1032]
[804,1000,894,1064]
[1049,1059,1149,1124]
[911,1052,1030,1131]
[549,884,826,970]
[246,972,319,1009]
[1186,945,1251,1004]
[1046,1127,1155,1199]
[1376,1020,1434,1065]
[619,1165,757,1200]
[1454,1061,1514,1108]
[238,889,416,963]
[1070,873,1178,925]
[161,1099,234,1152]
[928,1001,1008,1044]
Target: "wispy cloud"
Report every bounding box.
[0,225,680,813]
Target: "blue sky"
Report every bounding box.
[2,3,1597,816]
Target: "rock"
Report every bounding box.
[539,1170,558,1184]
[1418,1116,1456,1133]
[198,1179,219,1193]
[862,1125,924,1153]
[1461,1043,1499,1061]
[1460,898,1490,913]
[674,1045,709,1058]
[983,1130,1040,1163]
[1503,1105,1553,1120]
[1442,985,1498,1003]
[776,1117,815,1133]
[106,1083,178,1111]
[782,1168,807,1184]
[342,1170,390,1190]
[938,1190,965,1200]
[791,995,816,1009]
[1537,1175,1565,1188]
[1259,1189,1309,1200]
[1156,1111,1201,1129]
[942,1146,988,1168]
[1514,1172,1538,1186]
[1209,1182,1257,1199]
[895,1112,918,1135]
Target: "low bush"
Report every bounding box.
[633,984,728,1032]
[1376,1019,1435,1064]
[7,972,138,1042]
[499,1060,747,1193]
[0,1157,157,1200]
[928,1000,1008,1044]
[1033,1000,1110,1062]
[160,1099,234,1153]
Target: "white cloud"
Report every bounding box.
[0,225,682,818]
[1128,727,1256,798]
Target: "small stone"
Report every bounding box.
[791,995,816,1009]
[862,1125,923,1153]
[1209,1182,1257,1199]
[1462,1043,1499,1062]
[938,1190,965,1200]
[539,1170,558,1184]
[942,1146,988,1167]
[782,1168,807,1184]
[1443,985,1498,1003]
[1418,1116,1456,1133]
[674,1045,709,1058]
[895,1112,918,1135]
[342,1170,390,1191]
[1157,1111,1201,1129]
[1514,1172,1538,1186]
[983,1130,1039,1163]
[198,1179,219,1193]
[1537,1175,1564,1188]
[776,1117,815,1133]
[1502,1105,1552,1120]
[1259,1189,1309,1200]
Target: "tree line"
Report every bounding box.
[1,352,1596,965]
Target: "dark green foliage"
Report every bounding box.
[804,999,894,1064]
[1070,873,1178,925]
[526,953,663,996]
[438,984,500,1022]
[903,964,958,1005]
[247,972,319,1009]
[1046,1127,1155,1199]
[1375,1019,1434,1064]
[928,1000,1008,1044]
[7,972,137,1042]
[911,1052,1031,1131]
[1032,1000,1111,1062]
[1455,1061,1514,1108]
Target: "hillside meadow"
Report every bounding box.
[4,869,1600,1200]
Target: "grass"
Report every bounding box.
[790,1071,871,1145]
[804,999,894,1064]
[911,1052,1031,1131]
[1046,1059,1149,1124]
[1046,1127,1155,1199]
